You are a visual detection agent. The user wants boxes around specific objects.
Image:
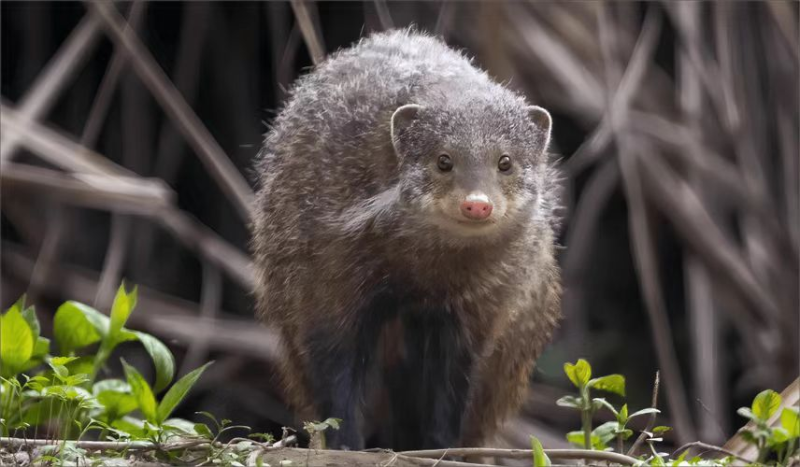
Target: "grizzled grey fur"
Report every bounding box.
[252,28,562,450]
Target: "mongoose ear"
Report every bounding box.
[527,105,552,147]
[391,104,423,146]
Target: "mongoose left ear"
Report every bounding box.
[391,104,423,149]
[527,105,552,147]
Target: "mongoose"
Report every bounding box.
[252,28,562,450]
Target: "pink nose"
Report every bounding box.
[460,200,493,220]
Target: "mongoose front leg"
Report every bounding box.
[302,298,392,450]
[303,327,369,450]
[400,311,474,449]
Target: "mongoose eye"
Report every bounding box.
[437,154,453,172]
[498,155,512,172]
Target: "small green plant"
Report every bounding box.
[556,358,628,450]
[737,389,800,465]
[303,417,341,449]
[548,358,799,466]
[0,284,214,464]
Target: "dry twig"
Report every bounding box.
[0,14,102,162]
[86,0,255,221]
[290,0,325,65]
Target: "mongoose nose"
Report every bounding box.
[460,200,493,220]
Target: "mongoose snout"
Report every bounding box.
[460,193,494,220]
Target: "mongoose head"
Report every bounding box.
[390,98,552,241]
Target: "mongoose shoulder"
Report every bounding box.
[252,28,562,450]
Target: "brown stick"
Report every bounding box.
[0,102,164,182]
[1,102,254,290]
[597,4,695,443]
[85,0,254,221]
[1,163,170,216]
[0,14,102,162]
[627,371,660,456]
[1,245,277,362]
[638,154,782,325]
[290,0,325,65]
[401,447,639,465]
[80,1,148,149]
[672,441,752,463]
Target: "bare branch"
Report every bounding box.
[85,0,255,221]
[402,447,639,465]
[638,154,783,326]
[158,210,254,291]
[81,1,149,149]
[1,102,156,178]
[2,245,273,361]
[628,371,660,456]
[0,14,102,163]
[153,1,213,183]
[597,4,695,442]
[0,105,252,290]
[373,0,394,30]
[506,3,605,116]
[290,0,326,65]
[1,163,171,215]
[672,441,752,464]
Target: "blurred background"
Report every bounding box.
[1,0,798,459]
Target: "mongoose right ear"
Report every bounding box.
[391,104,423,148]
[527,105,552,148]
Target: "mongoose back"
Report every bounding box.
[252,28,562,450]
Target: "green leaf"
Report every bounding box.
[737,407,758,422]
[64,356,94,378]
[109,284,137,339]
[619,404,628,423]
[47,356,74,381]
[592,398,618,417]
[650,454,666,466]
[781,407,799,437]
[97,390,138,422]
[122,359,157,423]
[162,418,198,435]
[194,423,214,439]
[566,431,600,449]
[593,421,621,444]
[1,304,35,377]
[322,417,341,430]
[652,426,672,434]
[32,337,50,358]
[53,302,105,354]
[564,359,592,388]
[112,416,147,438]
[92,378,127,395]
[752,389,781,421]
[588,374,626,397]
[19,302,40,339]
[131,331,175,393]
[51,356,79,366]
[156,361,213,424]
[531,435,551,466]
[629,408,660,419]
[771,427,791,444]
[556,395,582,409]
[20,400,67,426]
